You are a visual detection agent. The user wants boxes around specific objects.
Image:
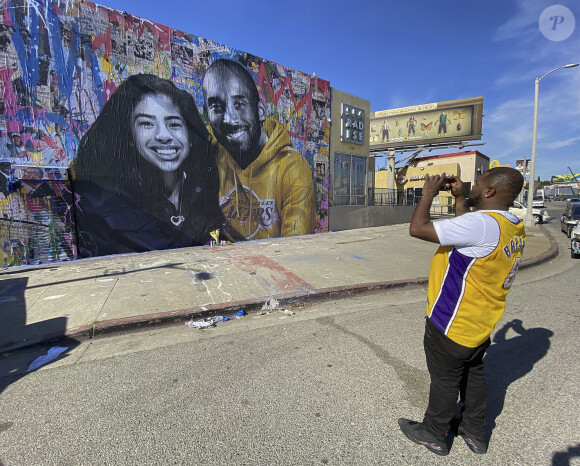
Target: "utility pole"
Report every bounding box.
[386,150,396,190]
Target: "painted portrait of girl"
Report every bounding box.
[71,74,223,258]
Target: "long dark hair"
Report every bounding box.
[73,74,222,230]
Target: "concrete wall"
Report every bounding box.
[329,205,414,231]
[329,89,370,158]
[0,0,332,266]
[329,89,371,207]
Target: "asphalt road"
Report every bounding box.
[0,217,578,465]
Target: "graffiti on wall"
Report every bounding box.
[0,0,331,264]
[0,163,74,265]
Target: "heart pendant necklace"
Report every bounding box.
[169,173,186,227]
[171,215,185,226]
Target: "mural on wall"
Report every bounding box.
[0,0,331,264]
[0,163,73,266]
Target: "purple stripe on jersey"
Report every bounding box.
[430,249,476,333]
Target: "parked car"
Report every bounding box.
[560,203,580,238]
[571,223,580,259]
[553,197,562,201]
[509,201,551,224]
[532,196,545,208]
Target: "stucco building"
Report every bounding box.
[375,150,490,210]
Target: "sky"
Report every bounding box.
[101,0,580,180]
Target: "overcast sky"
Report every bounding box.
[105,0,580,179]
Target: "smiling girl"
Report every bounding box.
[71,74,223,258]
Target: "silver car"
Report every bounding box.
[561,203,580,238]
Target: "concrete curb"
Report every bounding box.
[63,277,429,342]
[520,225,559,270]
[8,226,559,351]
[63,225,559,342]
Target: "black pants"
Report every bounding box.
[422,317,490,441]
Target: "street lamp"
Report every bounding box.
[524,63,579,228]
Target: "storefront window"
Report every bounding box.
[334,153,367,206]
[406,187,423,205]
[352,156,366,205]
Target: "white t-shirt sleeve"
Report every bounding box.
[433,212,501,258]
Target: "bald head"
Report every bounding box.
[468,167,524,211]
[202,59,266,168]
[202,60,260,105]
[484,167,524,204]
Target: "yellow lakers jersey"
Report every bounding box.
[427,212,526,347]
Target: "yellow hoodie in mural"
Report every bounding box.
[212,117,316,240]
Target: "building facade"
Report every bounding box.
[329,89,371,207]
[375,150,490,209]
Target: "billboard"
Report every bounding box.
[369,97,483,150]
[551,173,580,182]
[0,0,331,265]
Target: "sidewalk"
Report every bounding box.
[0,223,557,352]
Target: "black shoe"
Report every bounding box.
[458,426,487,454]
[397,418,449,456]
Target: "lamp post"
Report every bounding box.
[524,63,579,228]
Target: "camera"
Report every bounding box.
[439,177,452,191]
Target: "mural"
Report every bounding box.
[0,0,331,265]
[0,163,73,265]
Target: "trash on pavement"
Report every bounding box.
[186,319,214,329]
[257,298,296,316]
[235,310,246,318]
[261,297,280,311]
[27,346,68,372]
[185,315,234,329]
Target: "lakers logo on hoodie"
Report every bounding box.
[220,185,277,239]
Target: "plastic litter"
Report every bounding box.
[257,298,296,316]
[185,315,234,329]
[186,319,214,329]
[235,310,246,318]
[261,297,280,311]
[27,346,68,372]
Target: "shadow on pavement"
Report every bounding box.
[18,262,186,290]
[552,444,580,465]
[0,277,79,396]
[484,318,553,442]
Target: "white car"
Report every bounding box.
[509,201,551,224]
[532,196,545,208]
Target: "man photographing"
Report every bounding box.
[202,59,315,241]
[398,167,525,456]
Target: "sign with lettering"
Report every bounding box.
[341,103,366,145]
